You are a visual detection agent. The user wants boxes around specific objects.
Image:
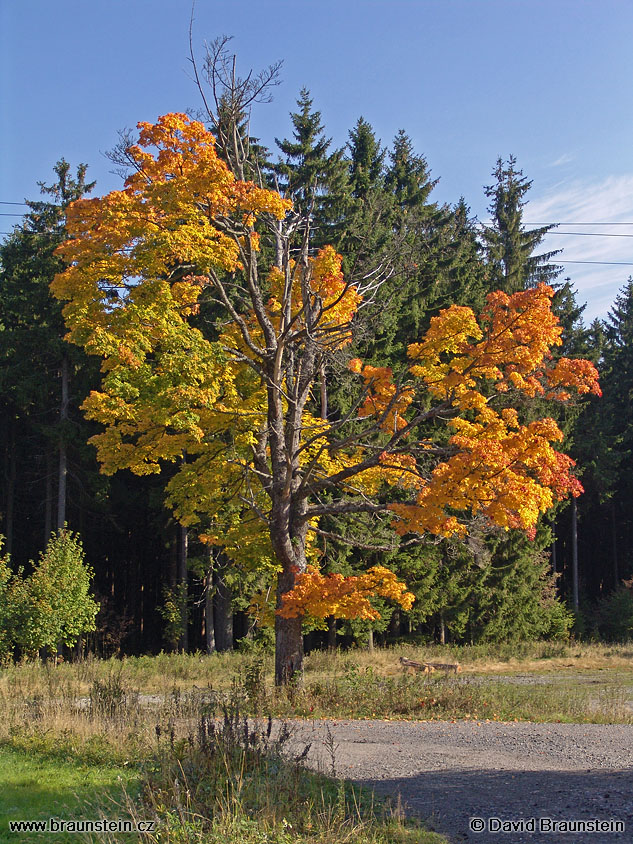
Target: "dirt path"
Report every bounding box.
[292,719,633,844]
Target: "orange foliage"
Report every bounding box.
[351,283,601,539]
[266,245,360,348]
[277,565,415,621]
[350,361,415,432]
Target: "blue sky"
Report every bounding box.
[2,0,633,320]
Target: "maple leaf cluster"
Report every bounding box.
[277,565,415,621]
[353,283,601,539]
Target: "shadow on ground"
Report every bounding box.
[357,767,633,844]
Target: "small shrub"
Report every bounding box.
[0,530,99,659]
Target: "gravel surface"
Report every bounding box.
[291,719,633,844]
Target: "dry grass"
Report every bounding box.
[1,640,632,740]
[305,640,633,680]
[2,641,630,705]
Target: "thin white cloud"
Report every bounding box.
[548,153,575,168]
[528,175,633,321]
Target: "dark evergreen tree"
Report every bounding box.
[273,89,349,246]
[0,164,179,656]
[385,129,438,213]
[347,117,386,201]
[576,282,633,600]
[483,156,561,293]
[0,161,95,558]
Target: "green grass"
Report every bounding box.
[0,746,138,844]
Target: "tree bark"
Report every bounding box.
[387,609,401,640]
[178,523,189,653]
[571,497,579,613]
[327,615,337,651]
[320,361,328,419]
[44,449,53,546]
[439,610,446,645]
[57,355,69,531]
[274,564,304,685]
[4,425,16,557]
[204,562,216,655]
[611,502,619,587]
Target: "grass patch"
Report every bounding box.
[121,704,445,844]
[0,746,137,844]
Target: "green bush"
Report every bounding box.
[0,529,99,659]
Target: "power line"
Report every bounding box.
[4,203,633,230]
[545,231,633,238]
[559,260,633,266]
[525,222,633,226]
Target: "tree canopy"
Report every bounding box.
[51,113,600,681]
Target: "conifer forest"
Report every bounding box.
[2,43,631,682]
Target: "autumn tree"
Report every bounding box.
[52,114,600,683]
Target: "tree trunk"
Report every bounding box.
[178,524,189,653]
[387,609,401,640]
[320,361,328,419]
[204,562,216,655]
[439,610,446,645]
[327,616,337,651]
[214,562,233,652]
[274,565,304,685]
[44,449,53,545]
[366,628,374,651]
[4,426,16,557]
[57,355,69,531]
[611,502,619,587]
[571,497,579,613]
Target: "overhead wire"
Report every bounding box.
[1,209,633,266]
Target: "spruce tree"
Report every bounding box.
[273,89,349,246]
[584,281,633,589]
[483,156,561,293]
[347,117,386,201]
[385,130,438,213]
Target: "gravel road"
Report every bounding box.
[291,719,633,844]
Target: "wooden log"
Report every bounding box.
[425,661,461,674]
[399,656,433,674]
[399,656,461,674]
